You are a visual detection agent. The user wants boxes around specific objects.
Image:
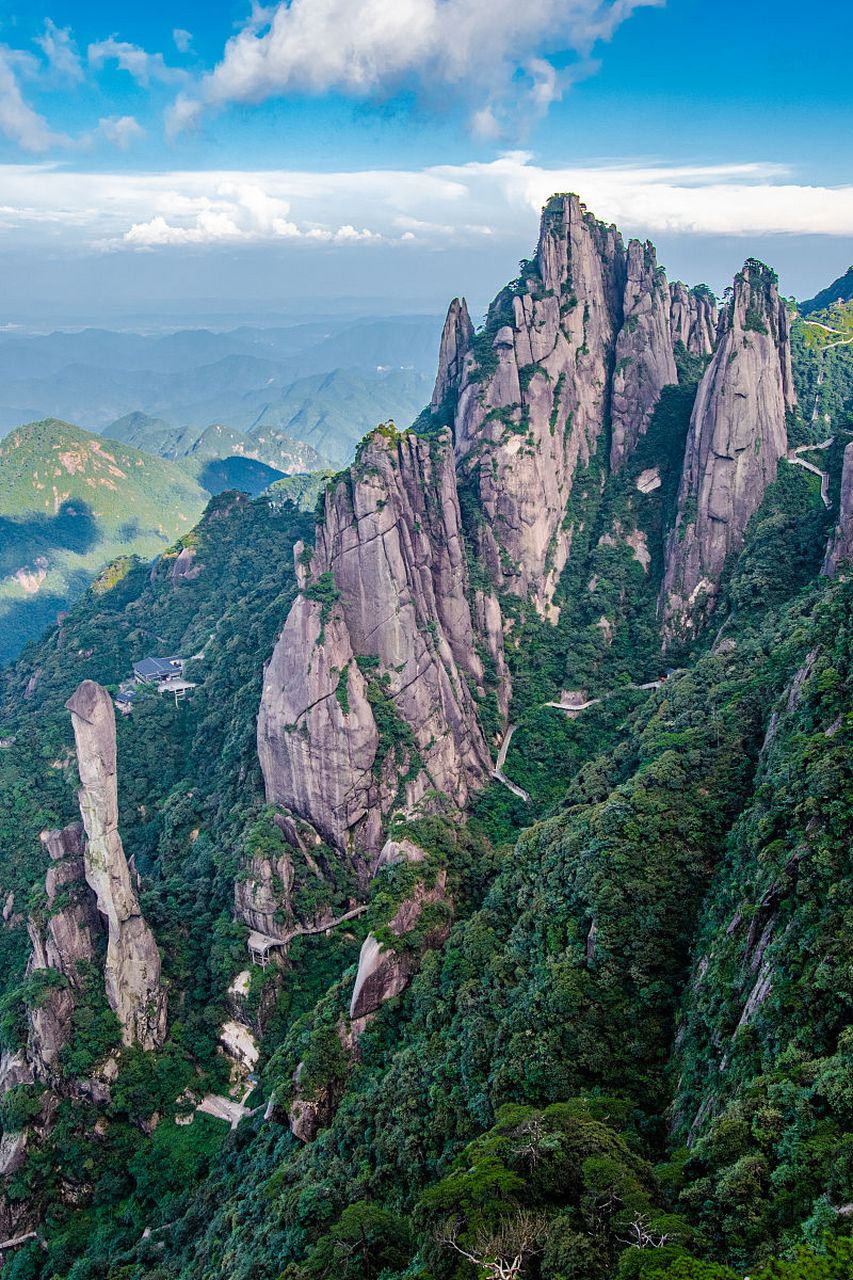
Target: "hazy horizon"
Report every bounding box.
[0,1,850,329]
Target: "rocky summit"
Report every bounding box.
[1,192,853,1280]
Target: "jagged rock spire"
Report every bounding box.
[452,193,627,617]
[430,297,473,413]
[660,261,795,644]
[257,428,496,856]
[610,239,678,470]
[66,680,166,1049]
[26,825,101,1076]
[669,281,718,357]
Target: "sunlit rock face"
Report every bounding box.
[451,193,628,619]
[66,680,166,1049]
[26,824,101,1075]
[258,429,494,857]
[660,261,795,644]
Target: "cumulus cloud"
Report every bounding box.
[0,48,69,152]
[171,0,663,134]
[117,182,379,248]
[173,29,193,54]
[97,115,146,150]
[88,37,185,86]
[1,156,853,259]
[35,19,84,83]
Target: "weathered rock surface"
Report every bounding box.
[610,240,678,469]
[287,1057,341,1144]
[0,1050,32,1098]
[66,681,166,1049]
[660,262,794,643]
[234,849,294,939]
[0,1051,33,1187]
[669,281,719,357]
[234,814,335,949]
[258,429,494,855]
[349,837,450,1022]
[431,297,473,413]
[26,824,101,1075]
[822,441,853,575]
[452,194,628,617]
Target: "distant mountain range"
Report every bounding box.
[0,316,439,466]
[0,316,444,662]
[100,363,431,470]
[106,413,324,485]
[0,419,208,663]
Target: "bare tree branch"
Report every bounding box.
[438,1210,549,1279]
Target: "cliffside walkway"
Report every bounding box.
[492,725,530,802]
[787,439,833,509]
[492,682,668,801]
[544,680,663,717]
[0,1232,40,1253]
[247,905,368,965]
[803,320,853,351]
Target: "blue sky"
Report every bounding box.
[0,0,850,325]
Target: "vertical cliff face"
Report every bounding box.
[257,197,767,870]
[26,824,101,1075]
[451,194,628,617]
[66,681,166,1049]
[669,282,719,357]
[610,240,678,470]
[822,441,853,575]
[258,428,494,856]
[660,262,795,644]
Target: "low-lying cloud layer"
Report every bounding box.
[1,154,852,255]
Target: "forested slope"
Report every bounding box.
[1,196,852,1280]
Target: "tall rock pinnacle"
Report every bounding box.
[660,261,795,644]
[431,297,474,414]
[258,427,496,856]
[669,281,719,357]
[451,193,628,617]
[610,239,678,469]
[66,680,166,1049]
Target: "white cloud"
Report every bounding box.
[114,182,379,248]
[165,94,203,140]
[124,211,244,247]
[97,116,146,150]
[173,29,193,54]
[1,156,853,257]
[35,19,84,83]
[172,0,663,135]
[0,48,69,153]
[88,37,185,86]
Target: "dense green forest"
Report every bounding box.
[2,234,853,1280]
